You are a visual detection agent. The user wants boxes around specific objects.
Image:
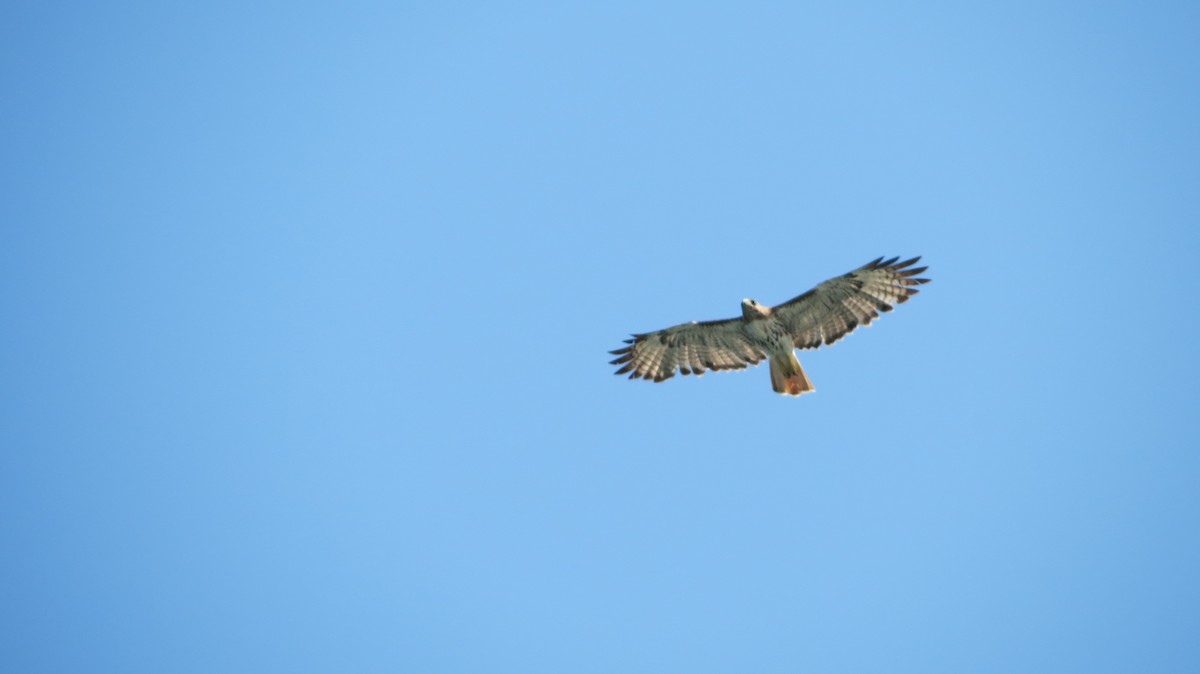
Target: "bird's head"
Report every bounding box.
[741,298,770,319]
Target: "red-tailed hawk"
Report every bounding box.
[609,256,929,396]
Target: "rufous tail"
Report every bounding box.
[769,351,815,396]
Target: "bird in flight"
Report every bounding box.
[609,256,929,396]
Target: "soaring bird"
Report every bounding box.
[609,256,929,396]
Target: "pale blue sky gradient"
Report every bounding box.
[3,2,1199,672]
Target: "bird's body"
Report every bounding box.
[609,256,929,396]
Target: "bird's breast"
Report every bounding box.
[743,317,789,348]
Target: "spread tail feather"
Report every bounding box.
[770,351,814,397]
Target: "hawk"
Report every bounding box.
[609,256,929,396]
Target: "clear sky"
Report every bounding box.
[3,2,1199,672]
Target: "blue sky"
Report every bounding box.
[3,2,1199,672]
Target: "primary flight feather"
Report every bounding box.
[609,256,930,396]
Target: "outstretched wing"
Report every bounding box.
[609,318,767,382]
[773,256,929,349]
